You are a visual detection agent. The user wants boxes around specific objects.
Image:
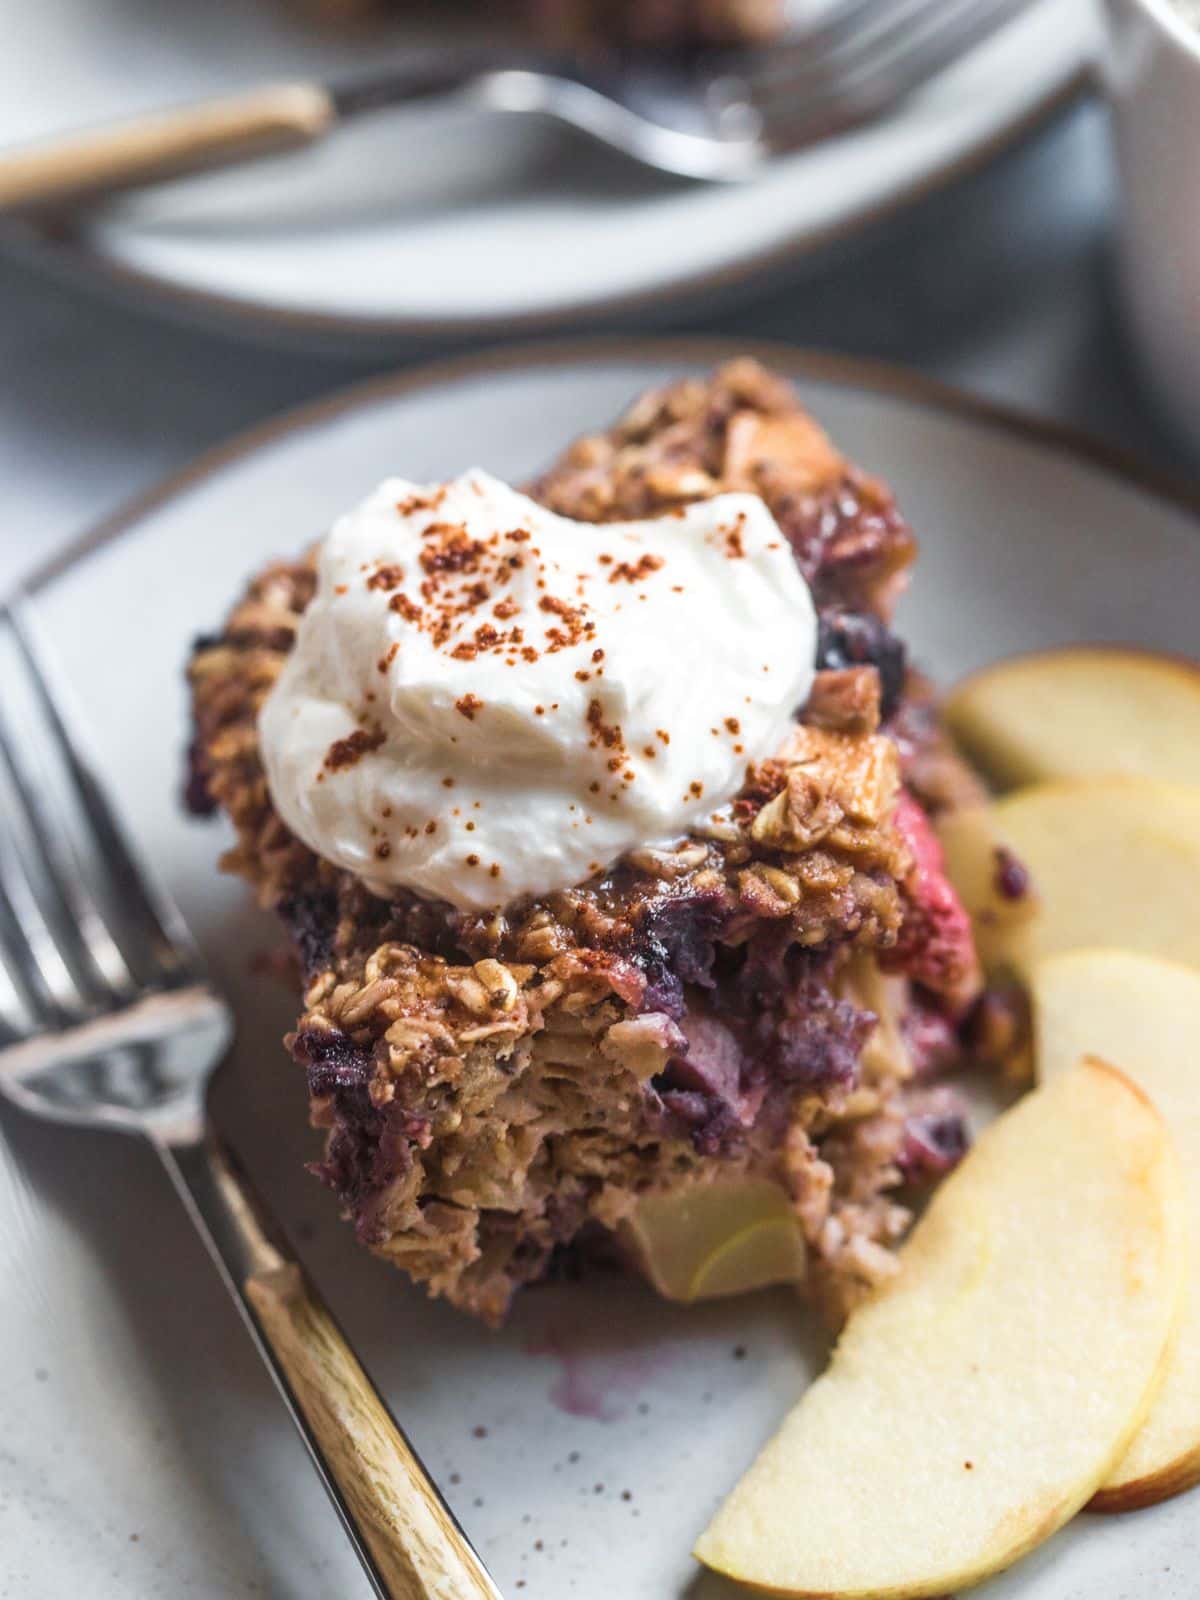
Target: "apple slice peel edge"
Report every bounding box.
[694,1058,1186,1599]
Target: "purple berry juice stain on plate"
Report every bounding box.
[524,1320,678,1421]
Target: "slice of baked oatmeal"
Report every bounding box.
[186,360,983,1325]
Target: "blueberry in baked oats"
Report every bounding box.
[186,360,985,1325]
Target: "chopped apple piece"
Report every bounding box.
[947,646,1200,788]
[1036,950,1200,1510]
[620,1177,805,1303]
[695,1059,1185,1598]
[689,1217,807,1301]
[945,779,1200,979]
[837,953,913,1080]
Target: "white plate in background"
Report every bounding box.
[6,339,1200,1598]
[0,0,1098,347]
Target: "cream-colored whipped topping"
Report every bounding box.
[259,470,817,910]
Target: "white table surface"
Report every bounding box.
[0,98,1195,602]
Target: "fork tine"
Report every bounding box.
[737,0,956,91]
[4,598,195,989]
[0,949,33,1045]
[747,0,1032,150]
[0,662,135,1004]
[0,799,82,1027]
[842,0,1036,106]
[758,0,905,61]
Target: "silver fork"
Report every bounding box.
[0,0,1039,209]
[0,597,501,1600]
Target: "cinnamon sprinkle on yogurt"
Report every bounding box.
[259,470,816,909]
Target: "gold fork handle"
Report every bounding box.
[244,1263,499,1600]
[155,1132,500,1600]
[0,84,335,215]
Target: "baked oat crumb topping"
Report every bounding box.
[186,360,983,1324]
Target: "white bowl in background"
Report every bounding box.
[1106,0,1200,457]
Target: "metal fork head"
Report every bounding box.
[0,598,231,1140]
[470,0,1037,178]
[730,0,1039,154]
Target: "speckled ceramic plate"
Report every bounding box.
[0,0,1096,349]
[5,340,1200,1600]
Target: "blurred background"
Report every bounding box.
[0,0,1192,586]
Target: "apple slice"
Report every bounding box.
[620,1177,806,1303]
[947,646,1200,789]
[1036,950,1200,1510]
[695,1059,1185,1598]
[935,804,1039,972]
[944,778,1200,979]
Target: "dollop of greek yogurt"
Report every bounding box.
[259,470,817,910]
